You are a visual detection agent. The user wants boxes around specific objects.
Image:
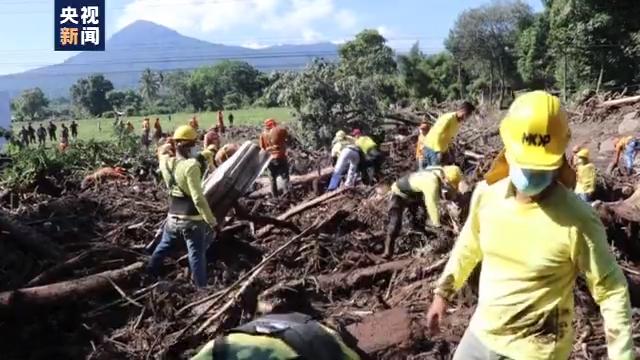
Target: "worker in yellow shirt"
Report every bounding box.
[384,165,462,259]
[574,148,596,202]
[426,91,633,360]
[331,130,355,165]
[148,125,219,288]
[422,101,475,168]
[192,312,362,360]
[416,123,429,170]
[352,129,382,184]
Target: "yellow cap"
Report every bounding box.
[576,148,589,159]
[443,165,463,190]
[335,130,346,139]
[500,91,569,170]
[173,125,198,141]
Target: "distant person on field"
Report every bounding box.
[189,116,199,130]
[126,121,134,134]
[47,121,57,141]
[37,124,47,146]
[422,101,475,167]
[59,124,70,152]
[27,122,36,144]
[228,112,234,127]
[217,110,225,133]
[19,126,29,147]
[153,117,162,142]
[141,118,151,150]
[70,120,78,141]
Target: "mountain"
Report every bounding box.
[0,20,339,98]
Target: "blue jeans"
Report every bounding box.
[624,151,635,172]
[148,216,211,288]
[421,147,442,169]
[577,193,593,202]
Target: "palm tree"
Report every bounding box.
[139,68,160,104]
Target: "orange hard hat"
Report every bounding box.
[264,118,277,128]
[204,131,220,146]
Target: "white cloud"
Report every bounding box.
[242,41,272,49]
[376,25,393,38]
[117,0,357,44]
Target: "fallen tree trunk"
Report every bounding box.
[250,167,334,198]
[26,249,98,287]
[598,95,640,108]
[255,188,348,238]
[0,261,144,311]
[0,212,62,260]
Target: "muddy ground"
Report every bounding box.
[1,105,640,360]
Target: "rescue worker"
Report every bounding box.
[70,120,78,141]
[61,123,70,144]
[422,101,475,167]
[352,129,382,185]
[331,130,355,165]
[426,91,634,360]
[200,130,222,173]
[19,126,29,147]
[36,124,47,146]
[148,125,219,288]
[259,118,290,198]
[384,166,462,259]
[141,118,151,150]
[228,112,234,127]
[191,312,361,360]
[189,116,199,130]
[48,121,57,142]
[416,123,429,170]
[574,148,596,202]
[125,121,134,134]
[217,111,225,134]
[153,118,163,142]
[622,137,640,175]
[327,144,361,191]
[27,123,36,144]
[608,135,632,174]
[214,143,239,167]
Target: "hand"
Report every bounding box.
[426,294,448,335]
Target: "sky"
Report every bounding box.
[0,0,543,75]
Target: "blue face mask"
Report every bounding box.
[509,166,555,196]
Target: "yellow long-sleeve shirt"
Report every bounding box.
[159,154,216,226]
[192,328,360,360]
[436,178,633,360]
[575,162,596,194]
[424,112,460,152]
[356,136,377,154]
[391,171,441,226]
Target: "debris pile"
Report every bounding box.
[1,107,640,359]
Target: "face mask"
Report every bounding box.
[189,147,200,158]
[509,166,555,196]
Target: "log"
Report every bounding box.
[26,249,97,287]
[316,258,415,290]
[255,188,349,238]
[0,212,62,259]
[0,261,144,310]
[249,167,334,198]
[598,95,640,108]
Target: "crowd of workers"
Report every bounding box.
[17,120,78,150]
[63,90,635,359]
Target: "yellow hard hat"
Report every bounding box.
[335,130,346,139]
[443,165,463,189]
[500,91,570,170]
[576,148,589,159]
[173,125,198,141]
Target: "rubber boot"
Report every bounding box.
[382,234,395,260]
[270,178,280,198]
[327,173,342,191]
[282,179,290,195]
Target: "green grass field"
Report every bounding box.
[14,107,294,142]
